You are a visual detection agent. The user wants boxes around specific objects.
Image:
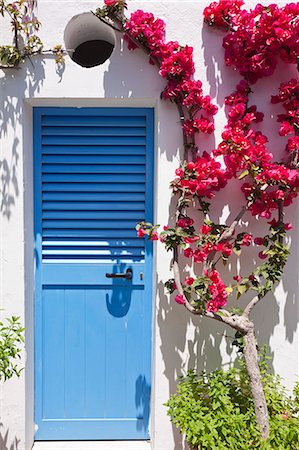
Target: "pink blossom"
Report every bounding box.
[149,231,159,241]
[174,294,186,305]
[193,250,207,263]
[284,223,292,230]
[185,277,195,286]
[177,217,194,228]
[200,224,212,235]
[184,248,193,258]
[233,275,242,282]
[216,242,233,256]
[137,228,146,238]
[258,251,268,260]
[104,0,118,6]
[241,234,252,246]
[175,168,184,177]
[159,46,195,80]
[279,122,294,136]
[254,237,264,245]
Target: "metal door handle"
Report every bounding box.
[105,268,132,280]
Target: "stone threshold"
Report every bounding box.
[32,441,151,450]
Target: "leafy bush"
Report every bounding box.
[0,316,24,381]
[165,352,299,449]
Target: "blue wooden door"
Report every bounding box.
[34,107,154,440]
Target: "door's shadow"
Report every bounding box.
[135,375,151,434]
[105,262,132,317]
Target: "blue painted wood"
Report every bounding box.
[41,115,146,127]
[42,126,146,136]
[42,192,146,201]
[42,164,146,173]
[34,107,154,441]
[42,229,139,238]
[42,182,146,192]
[42,155,146,164]
[42,145,146,155]
[43,202,145,211]
[42,135,146,146]
[42,173,146,182]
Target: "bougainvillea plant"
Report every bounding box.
[95,0,299,441]
[0,0,64,68]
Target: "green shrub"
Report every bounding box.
[165,352,299,449]
[0,316,24,381]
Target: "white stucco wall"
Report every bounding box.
[0,1,298,450]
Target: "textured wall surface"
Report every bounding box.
[0,1,298,449]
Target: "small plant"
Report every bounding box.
[165,351,299,449]
[0,316,24,381]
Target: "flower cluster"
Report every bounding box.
[203,0,243,29]
[214,78,299,219]
[174,269,229,312]
[204,1,299,83]
[172,152,228,198]
[213,80,269,177]
[123,9,217,137]
[271,79,299,162]
[205,270,228,312]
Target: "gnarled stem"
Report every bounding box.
[243,329,269,439]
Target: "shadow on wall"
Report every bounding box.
[283,206,299,345]
[103,31,180,164]
[0,55,64,220]
[0,424,20,450]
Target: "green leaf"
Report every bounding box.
[233,247,241,256]
[238,169,249,180]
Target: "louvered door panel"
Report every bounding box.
[39,110,149,263]
[34,108,154,440]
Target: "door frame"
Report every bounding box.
[31,103,157,442]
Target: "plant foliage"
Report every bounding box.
[165,352,299,449]
[0,316,24,381]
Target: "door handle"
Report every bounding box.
[105,268,132,280]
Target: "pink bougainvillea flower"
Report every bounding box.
[216,242,233,256]
[193,250,206,263]
[279,121,294,136]
[137,228,146,238]
[206,300,218,312]
[184,277,195,286]
[241,234,252,246]
[184,236,200,244]
[177,217,194,228]
[184,248,193,258]
[159,45,195,80]
[254,237,264,246]
[233,275,242,282]
[284,223,292,231]
[174,294,186,305]
[200,224,212,234]
[104,0,118,5]
[149,231,159,241]
[258,251,268,260]
[175,168,184,177]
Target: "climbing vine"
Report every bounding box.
[94,0,299,441]
[0,0,64,68]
